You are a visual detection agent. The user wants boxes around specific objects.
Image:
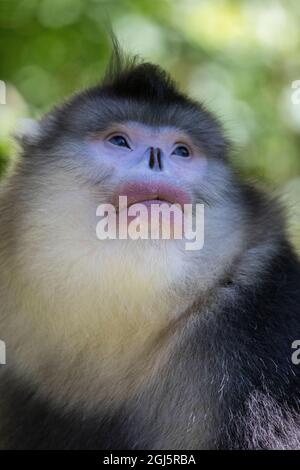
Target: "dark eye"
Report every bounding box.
[108,135,130,148]
[172,145,190,158]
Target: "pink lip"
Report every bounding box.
[113,181,192,210]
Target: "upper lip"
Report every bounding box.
[113,181,191,210]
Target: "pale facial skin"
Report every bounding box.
[88,122,207,201]
[87,122,208,236]
[90,122,206,171]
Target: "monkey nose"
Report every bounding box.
[148,147,163,171]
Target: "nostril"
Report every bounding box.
[148,147,163,171]
[157,148,163,170]
[149,147,155,169]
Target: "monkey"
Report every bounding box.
[0,44,300,450]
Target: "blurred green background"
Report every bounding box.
[0,0,299,250]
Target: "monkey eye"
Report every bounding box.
[108,135,130,149]
[172,145,190,158]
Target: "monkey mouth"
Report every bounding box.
[133,198,172,208]
[113,181,192,212]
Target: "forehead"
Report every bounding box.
[51,93,227,160]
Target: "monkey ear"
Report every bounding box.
[14,118,43,147]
